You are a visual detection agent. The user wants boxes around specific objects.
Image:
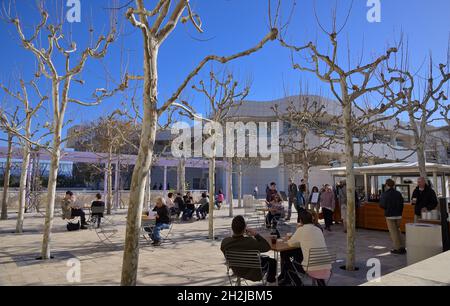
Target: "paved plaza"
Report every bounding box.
[0,203,407,286]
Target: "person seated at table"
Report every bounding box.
[221,216,277,285]
[90,193,105,228]
[266,182,278,202]
[283,210,331,286]
[147,196,171,246]
[196,192,210,220]
[278,237,304,286]
[182,191,195,221]
[215,189,225,209]
[166,192,177,216]
[65,191,88,229]
[174,193,185,218]
[265,193,284,229]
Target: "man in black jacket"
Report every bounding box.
[411,177,438,221]
[221,216,277,285]
[380,179,406,254]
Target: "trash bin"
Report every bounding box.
[405,223,442,266]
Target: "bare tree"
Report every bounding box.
[391,54,450,178]
[0,107,19,220]
[6,5,122,259]
[120,0,278,285]
[280,22,405,270]
[0,78,47,230]
[191,71,250,238]
[272,94,339,193]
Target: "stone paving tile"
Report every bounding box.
[0,204,407,286]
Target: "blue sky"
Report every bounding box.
[0,0,449,145]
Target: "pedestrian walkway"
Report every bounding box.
[0,204,407,285]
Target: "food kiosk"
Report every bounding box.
[323,162,450,232]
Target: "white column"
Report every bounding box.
[227,158,233,217]
[363,173,368,202]
[114,161,120,209]
[163,165,167,196]
[103,166,108,208]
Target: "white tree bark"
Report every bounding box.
[227,158,233,217]
[41,145,61,259]
[121,41,158,285]
[106,151,113,214]
[179,157,186,194]
[0,135,13,220]
[343,92,356,271]
[208,158,216,239]
[15,139,31,232]
[237,163,243,208]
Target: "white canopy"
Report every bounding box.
[322,162,450,175]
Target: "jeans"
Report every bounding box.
[71,209,86,224]
[182,209,194,221]
[322,208,333,229]
[260,256,277,283]
[151,223,170,241]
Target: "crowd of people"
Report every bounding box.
[165,190,225,222]
[60,175,440,282]
[221,176,441,286]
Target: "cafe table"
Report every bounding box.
[262,234,298,285]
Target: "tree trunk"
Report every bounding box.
[238,163,242,208]
[343,97,356,271]
[1,134,13,220]
[106,150,113,215]
[179,157,186,194]
[208,158,216,239]
[302,158,310,199]
[40,144,61,259]
[416,142,427,179]
[121,44,158,286]
[41,78,64,260]
[227,158,233,217]
[16,140,31,232]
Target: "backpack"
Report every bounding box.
[67,220,81,231]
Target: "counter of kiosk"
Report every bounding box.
[356,202,415,232]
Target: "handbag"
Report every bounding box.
[67,220,81,231]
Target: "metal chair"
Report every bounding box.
[89,205,105,229]
[224,250,268,286]
[288,247,336,286]
[141,218,174,244]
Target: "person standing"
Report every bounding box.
[308,186,320,213]
[411,177,438,222]
[287,178,298,221]
[379,179,406,255]
[319,184,335,231]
